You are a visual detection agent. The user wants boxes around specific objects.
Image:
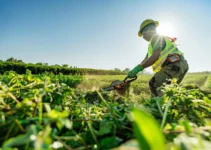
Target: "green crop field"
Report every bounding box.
[0,71,211,150]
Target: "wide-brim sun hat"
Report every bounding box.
[138,19,159,37]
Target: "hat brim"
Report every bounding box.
[138,21,159,37]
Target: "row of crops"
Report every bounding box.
[0,71,211,149]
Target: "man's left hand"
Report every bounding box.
[128,65,144,78]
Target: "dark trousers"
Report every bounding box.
[149,57,189,97]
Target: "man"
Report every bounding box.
[127,19,189,97]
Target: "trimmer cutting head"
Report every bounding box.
[102,76,137,95]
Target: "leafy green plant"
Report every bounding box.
[0,73,211,149]
[132,108,165,150]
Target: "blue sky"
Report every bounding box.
[0,0,211,72]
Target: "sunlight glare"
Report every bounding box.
[157,22,177,37]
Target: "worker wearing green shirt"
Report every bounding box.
[127,19,189,97]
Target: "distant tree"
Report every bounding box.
[114,68,121,72]
[123,68,130,73]
[6,57,24,63]
[36,62,43,65]
[62,64,69,68]
[17,59,24,64]
[6,57,16,62]
[54,64,61,67]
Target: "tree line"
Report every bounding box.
[0,58,126,75]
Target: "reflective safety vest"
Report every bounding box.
[148,35,183,73]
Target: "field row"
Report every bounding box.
[0,72,211,149]
[78,73,211,97]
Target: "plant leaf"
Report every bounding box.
[132,108,165,150]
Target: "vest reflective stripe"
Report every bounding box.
[148,36,183,73]
[152,46,177,72]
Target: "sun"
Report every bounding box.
[157,22,177,37]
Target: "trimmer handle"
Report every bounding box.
[123,76,137,83]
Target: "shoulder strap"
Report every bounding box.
[167,36,177,42]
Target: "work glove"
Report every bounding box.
[127,64,144,78]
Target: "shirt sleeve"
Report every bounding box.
[151,35,166,52]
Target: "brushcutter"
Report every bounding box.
[102,76,137,95]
